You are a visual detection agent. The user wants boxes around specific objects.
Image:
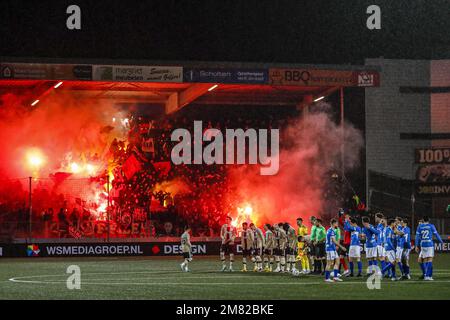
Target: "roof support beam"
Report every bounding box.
[165,83,213,114]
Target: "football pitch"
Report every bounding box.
[1,255,449,300]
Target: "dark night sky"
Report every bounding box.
[1,0,450,64]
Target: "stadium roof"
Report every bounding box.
[0,59,380,114]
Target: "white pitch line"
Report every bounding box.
[8,269,450,285]
[8,270,450,281]
[9,273,450,283]
[7,279,450,286]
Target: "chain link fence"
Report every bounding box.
[0,176,158,242]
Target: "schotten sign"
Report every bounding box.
[184,68,268,84]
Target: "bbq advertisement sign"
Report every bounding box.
[268,68,380,87]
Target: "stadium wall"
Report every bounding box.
[365,58,450,222]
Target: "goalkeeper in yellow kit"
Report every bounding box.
[296,218,311,274]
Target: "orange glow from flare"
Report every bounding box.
[233,204,258,230]
[25,148,46,170]
[70,162,80,173]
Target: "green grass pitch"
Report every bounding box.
[0,254,449,299]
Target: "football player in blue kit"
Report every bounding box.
[400,218,411,280]
[343,216,363,277]
[382,219,399,281]
[361,216,380,275]
[415,216,444,281]
[394,217,405,277]
[324,219,347,282]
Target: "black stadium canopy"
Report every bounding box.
[0,59,380,114]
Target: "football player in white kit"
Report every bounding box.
[263,224,276,272]
[283,222,298,274]
[273,223,288,272]
[250,223,265,272]
[240,222,255,272]
[220,216,237,272]
[180,225,192,272]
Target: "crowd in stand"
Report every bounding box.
[0,105,355,239]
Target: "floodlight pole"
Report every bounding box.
[28,177,32,241]
[340,87,345,179]
[107,174,110,243]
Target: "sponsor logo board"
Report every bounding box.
[93,65,183,82]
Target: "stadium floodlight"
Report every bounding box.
[314,96,325,102]
[54,81,63,88]
[208,84,218,91]
[31,99,40,106]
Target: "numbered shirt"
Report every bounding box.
[265,230,275,249]
[220,224,236,244]
[275,228,288,248]
[403,226,411,249]
[286,226,297,247]
[325,228,336,252]
[376,223,385,245]
[362,224,379,248]
[241,228,255,249]
[384,227,396,251]
[297,225,308,237]
[396,225,405,248]
[344,221,361,246]
[253,228,265,247]
[416,223,443,248]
